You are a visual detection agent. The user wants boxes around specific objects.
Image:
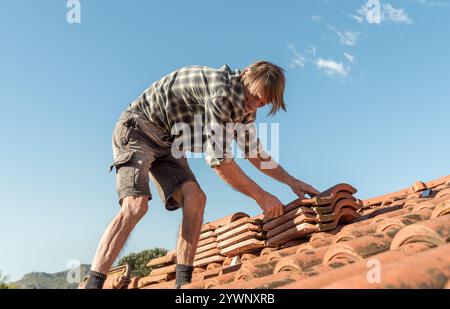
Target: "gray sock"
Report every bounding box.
[176,264,194,287]
[85,270,107,289]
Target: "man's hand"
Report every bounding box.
[289,179,320,199]
[255,192,284,219]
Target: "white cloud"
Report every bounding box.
[337,30,359,46]
[383,4,413,24]
[311,15,323,22]
[344,52,355,63]
[287,44,307,68]
[353,14,364,23]
[316,58,348,78]
[355,2,413,24]
[328,25,359,46]
[287,44,354,80]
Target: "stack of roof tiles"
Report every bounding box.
[263,184,361,246]
[103,175,450,289]
[216,214,265,257]
[132,250,177,289]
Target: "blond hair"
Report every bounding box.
[241,61,286,115]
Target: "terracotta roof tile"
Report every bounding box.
[102,264,131,289]
[126,174,450,289]
[146,250,176,267]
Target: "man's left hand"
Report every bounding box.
[289,179,320,199]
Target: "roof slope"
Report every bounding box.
[105,175,450,289]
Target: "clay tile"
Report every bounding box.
[375,218,405,234]
[412,201,435,212]
[267,222,317,247]
[323,244,362,264]
[323,234,392,264]
[367,204,405,219]
[435,188,450,200]
[431,201,450,219]
[233,266,256,281]
[149,264,176,277]
[266,213,317,239]
[403,199,420,208]
[127,277,140,289]
[314,197,360,217]
[309,233,334,247]
[295,243,315,254]
[390,225,445,249]
[333,230,357,243]
[103,264,131,289]
[276,246,329,270]
[265,252,283,262]
[220,238,266,256]
[146,250,176,267]
[412,181,427,192]
[259,247,275,256]
[316,208,360,232]
[273,257,302,273]
[322,242,450,289]
[193,255,226,267]
[317,183,357,201]
[263,206,315,232]
[204,272,236,289]
[380,198,395,207]
[212,212,250,228]
[241,253,259,262]
[200,222,217,233]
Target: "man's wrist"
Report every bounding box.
[251,188,267,203]
[285,175,297,187]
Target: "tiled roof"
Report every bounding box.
[104,174,450,289]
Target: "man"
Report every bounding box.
[83,61,319,289]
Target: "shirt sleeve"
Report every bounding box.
[235,121,263,159]
[204,96,237,167]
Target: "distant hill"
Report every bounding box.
[14,264,91,289]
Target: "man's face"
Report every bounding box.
[243,86,270,115]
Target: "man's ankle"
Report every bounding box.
[84,270,107,289]
[176,264,194,287]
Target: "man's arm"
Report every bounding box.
[248,149,320,199]
[213,159,284,218]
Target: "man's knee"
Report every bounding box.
[180,182,206,212]
[121,195,149,221]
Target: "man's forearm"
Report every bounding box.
[213,159,266,202]
[248,151,295,186]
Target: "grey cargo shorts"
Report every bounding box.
[110,110,197,211]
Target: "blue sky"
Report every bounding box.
[0,0,449,281]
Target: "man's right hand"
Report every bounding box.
[256,192,284,219]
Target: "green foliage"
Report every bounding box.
[117,248,168,278]
[0,270,15,289]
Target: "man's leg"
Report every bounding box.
[173,181,206,287]
[84,195,149,289]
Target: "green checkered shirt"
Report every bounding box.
[128,65,259,167]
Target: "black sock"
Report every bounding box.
[85,270,107,289]
[176,264,194,287]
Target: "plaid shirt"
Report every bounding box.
[128,65,260,167]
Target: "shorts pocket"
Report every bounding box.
[109,150,135,172]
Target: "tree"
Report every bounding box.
[116,248,168,278]
[0,270,15,289]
